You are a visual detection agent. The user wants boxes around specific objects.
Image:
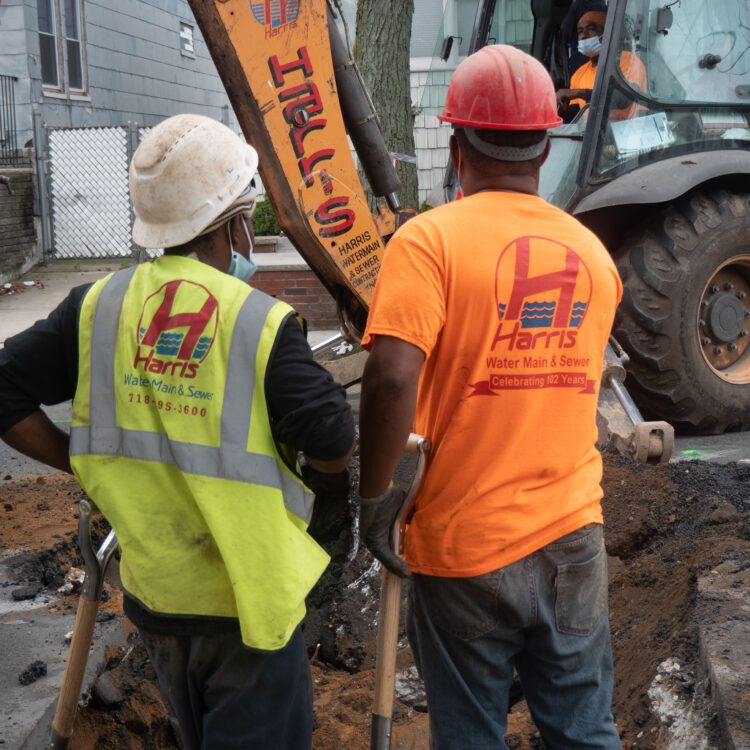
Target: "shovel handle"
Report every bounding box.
[371,568,403,749]
[50,597,100,748]
[403,433,422,454]
[50,501,119,748]
[370,434,430,750]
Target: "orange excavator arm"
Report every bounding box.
[188,0,407,336]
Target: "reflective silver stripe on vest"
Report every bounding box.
[71,267,313,523]
[90,266,138,432]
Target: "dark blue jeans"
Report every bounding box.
[140,626,312,750]
[406,524,621,749]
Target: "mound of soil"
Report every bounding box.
[602,451,750,748]
[2,449,749,749]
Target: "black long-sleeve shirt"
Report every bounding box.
[0,283,354,460]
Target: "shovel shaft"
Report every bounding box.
[50,597,99,747]
[371,568,403,749]
[49,501,119,748]
[369,434,431,750]
[373,569,403,714]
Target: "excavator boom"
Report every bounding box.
[188,0,401,336]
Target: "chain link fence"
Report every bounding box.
[47,125,135,258]
[44,124,266,260]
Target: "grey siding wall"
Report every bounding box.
[0,2,34,148]
[500,0,534,50]
[26,0,236,135]
[411,67,452,206]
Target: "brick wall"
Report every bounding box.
[0,166,39,285]
[251,268,338,329]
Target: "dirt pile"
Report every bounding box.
[602,450,750,748]
[72,634,180,749]
[2,450,749,749]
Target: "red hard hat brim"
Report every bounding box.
[438,113,563,130]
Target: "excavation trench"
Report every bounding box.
[1,447,749,749]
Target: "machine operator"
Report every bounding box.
[557,5,647,122]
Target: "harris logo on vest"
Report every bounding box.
[134,280,219,380]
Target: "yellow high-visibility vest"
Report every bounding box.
[70,255,328,651]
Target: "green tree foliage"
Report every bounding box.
[252,197,281,236]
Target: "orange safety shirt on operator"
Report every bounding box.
[362,192,622,577]
[570,50,647,118]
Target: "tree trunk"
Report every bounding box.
[353,0,418,211]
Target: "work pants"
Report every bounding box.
[140,626,312,750]
[406,523,621,750]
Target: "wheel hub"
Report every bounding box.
[699,263,750,376]
[705,291,745,342]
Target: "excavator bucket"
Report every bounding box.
[597,340,674,463]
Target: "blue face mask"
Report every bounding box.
[227,249,257,283]
[226,217,257,283]
[578,36,602,56]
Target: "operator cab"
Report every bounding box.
[424,0,750,211]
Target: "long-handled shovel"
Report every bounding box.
[50,499,119,750]
[370,433,430,750]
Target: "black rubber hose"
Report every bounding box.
[326,8,402,202]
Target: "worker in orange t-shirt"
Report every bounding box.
[557,6,647,121]
[358,45,622,749]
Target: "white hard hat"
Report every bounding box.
[130,114,259,248]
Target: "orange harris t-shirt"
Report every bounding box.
[362,192,622,577]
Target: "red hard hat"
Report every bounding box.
[438,45,562,130]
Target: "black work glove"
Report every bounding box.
[359,488,411,578]
[301,463,351,544]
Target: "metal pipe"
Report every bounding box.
[311,332,345,353]
[327,6,402,200]
[32,111,53,260]
[608,375,644,426]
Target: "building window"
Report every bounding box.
[38,0,87,95]
[180,22,195,57]
[64,0,85,91]
[38,0,61,89]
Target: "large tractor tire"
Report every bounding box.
[614,190,750,434]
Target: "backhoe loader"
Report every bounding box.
[187,0,670,462]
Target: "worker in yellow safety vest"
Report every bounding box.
[0,114,355,750]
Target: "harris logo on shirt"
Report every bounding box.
[133,280,219,379]
[493,236,592,351]
[468,236,596,397]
